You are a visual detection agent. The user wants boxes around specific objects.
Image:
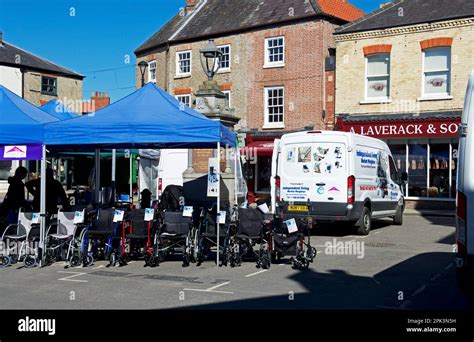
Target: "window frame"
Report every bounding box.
[216,44,231,73]
[364,53,391,102]
[41,76,58,96]
[176,50,192,77]
[264,36,285,68]
[421,46,451,99]
[222,90,231,108]
[175,94,191,107]
[148,60,157,83]
[263,86,285,129]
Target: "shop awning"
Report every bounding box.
[241,141,274,156]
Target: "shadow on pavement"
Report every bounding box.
[178,252,471,310]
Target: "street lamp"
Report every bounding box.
[200,39,222,81]
[138,61,149,87]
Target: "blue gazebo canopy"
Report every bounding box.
[39,99,78,120]
[0,85,58,145]
[44,83,236,149]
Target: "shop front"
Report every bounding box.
[336,112,461,209]
[240,134,279,203]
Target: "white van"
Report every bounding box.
[456,70,474,296]
[156,149,188,198]
[271,131,407,235]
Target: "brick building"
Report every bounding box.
[135,0,363,199]
[334,0,474,209]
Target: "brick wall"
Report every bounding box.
[136,18,338,133]
[335,20,474,116]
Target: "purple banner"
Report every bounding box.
[0,144,42,161]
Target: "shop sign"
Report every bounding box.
[342,120,460,138]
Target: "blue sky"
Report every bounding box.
[0,0,381,102]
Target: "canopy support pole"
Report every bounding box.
[129,155,133,201]
[112,149,116,183]
[95,149,100,204]
[216,142,220,267]
[111,149,116,201]
[39,144,47,267]
[234,148,238,206]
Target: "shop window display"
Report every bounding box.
[408,144,428,197]
[429,144,450,198]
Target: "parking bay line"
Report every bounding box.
[57,271,88,283]
[245,270,267,278]
[184,281,234,294]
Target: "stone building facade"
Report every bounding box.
[334,0,474,209]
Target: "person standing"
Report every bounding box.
[26,168,70,215]
[1,166,29,224]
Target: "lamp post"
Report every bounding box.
[199,39,222,81]
[138,61,149,87]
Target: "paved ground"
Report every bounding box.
[0,214,471,310]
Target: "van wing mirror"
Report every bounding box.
[400,172,408,185]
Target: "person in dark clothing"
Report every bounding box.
[140,188,152,209]
[26,168,71,215]
[1,166,29,224]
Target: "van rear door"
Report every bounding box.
[270,139,280,213]
[279,133,349,212]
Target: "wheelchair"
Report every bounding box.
[44,210,85,266]
[0,210,41,268]
[146,210,194,267]
[81,208,125,267]
[270,216,317,270]
[225,207,271,268]
[195,205,232,267]
[120,208,157,266]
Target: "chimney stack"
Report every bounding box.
[380,1,392,8]
[0,32,3,46]
[186,0,200,12]
[90,91,111,110]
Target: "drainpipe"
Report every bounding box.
[165,42,170,91]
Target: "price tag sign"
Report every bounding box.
[31,213,40,224]
[183,206,193,217]
[144,208,155,222]
[113,210,125,223]
[73,210,85,224]
[285,218,298,234]
[218,211,226,224]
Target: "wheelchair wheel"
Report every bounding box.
[146,255,159,267]
[83,255,94,267]
[108,252,117,267]
[0,255,11,268]
[258,248,271,269]
[308,247,317,260]
[69,255,80,267]
[24,255,38,268]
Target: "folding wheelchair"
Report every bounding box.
[119,208,157,266]
[146,210,194,267]
[225,207,271,268]
[0,210,41,268]
[81,208,125,267]
[195,205,232,266]
[44,210,85,266]
[270,216,317,270]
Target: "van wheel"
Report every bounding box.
[356,207,371,236]
[393,204,404,226]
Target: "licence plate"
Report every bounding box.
[288,205,308,212]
